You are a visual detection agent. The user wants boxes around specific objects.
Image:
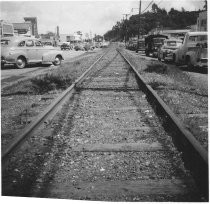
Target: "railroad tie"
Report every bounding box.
[71,142,163,152]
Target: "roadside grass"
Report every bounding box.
[123,48,208,142]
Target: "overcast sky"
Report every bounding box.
[0,0,206,36]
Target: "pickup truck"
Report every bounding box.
[173,31,207,69]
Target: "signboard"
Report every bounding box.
[0,22,14,36]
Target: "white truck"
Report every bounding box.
[174,32,207,69]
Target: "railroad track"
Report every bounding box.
[2,45,208,201]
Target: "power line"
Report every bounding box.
[157,0,163,6]
[141,0,154,14]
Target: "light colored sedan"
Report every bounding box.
[158,38,182,62]
[1,36,64,68]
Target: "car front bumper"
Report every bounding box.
[196,58,208,68]
[1,55,16,64]
[1,56,6,64]
[164,53,173,61]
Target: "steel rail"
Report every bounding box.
[117,48,208,198]
[2,49,109,164]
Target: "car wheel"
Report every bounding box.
[53,56,62,66]
[16,57,26,69]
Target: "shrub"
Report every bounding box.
[30,72,72,94]
[148,80,166,90]
[144,63,168,74]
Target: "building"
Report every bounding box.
[59,34,71,42]
[94,35,103,42]
[160,29,190,38]
[24,17,38,37]
[197,11,207,31]
[148,27,191,40]
[11,17,39,37]
[59,33,82,43]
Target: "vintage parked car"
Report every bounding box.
[157,38,183,62]
[60,42,71,50]
[42,41,54,47]
[137,38,146,52]
[101,41,109,48]
[126,37,138,51]
[174,31,207,69]
[126,37,145,52]
[74,44,85,51]
[145,34,168,57]
[126,38,145,52]
[83,43,95,51]
[1,36,64,69]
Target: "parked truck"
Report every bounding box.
[145,34,168,57]
[174,31,207,69]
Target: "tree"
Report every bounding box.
[203,0,207,10]
[104,4,199,41]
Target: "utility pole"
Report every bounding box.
[123,14,129,46]
[136,0,141,53]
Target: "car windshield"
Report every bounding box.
[1,39,10,45]
[166,41,182,47]
[153,38,165,44]
[189,35,207,42]
[139,41,145,46]
[44,42,52,45]
[166,41,177,46]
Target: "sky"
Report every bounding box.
[0,0,206,36]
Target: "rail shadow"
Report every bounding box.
[29,91,82,197]
[2,91,81,197]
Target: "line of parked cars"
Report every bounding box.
[60,41,110,51]
[1,36,110,69]
[127,31,208,70]
[157,32,207,69]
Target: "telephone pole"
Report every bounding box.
[123,13,129,45]
[136,0,142,53]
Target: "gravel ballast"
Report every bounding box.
[2,45,206,201]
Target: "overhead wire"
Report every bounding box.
[157,0,163,6]
[141,0,163,14]
[141,0,154,14]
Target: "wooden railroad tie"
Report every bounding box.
[71,142,163,152]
